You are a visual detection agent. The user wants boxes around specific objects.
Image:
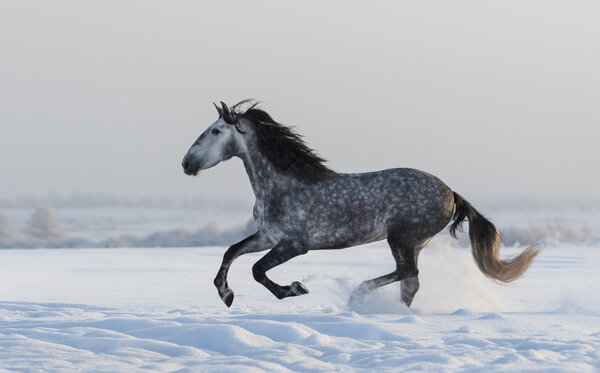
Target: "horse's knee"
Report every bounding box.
[252,262,265,282]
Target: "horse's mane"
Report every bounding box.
[230,100,339,184]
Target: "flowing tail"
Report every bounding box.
[449,192,540,282]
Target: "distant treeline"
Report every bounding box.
[0,207,256,249]
[0,193,251,211]
[1,207,599,249]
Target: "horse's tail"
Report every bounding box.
[449,192,540,282]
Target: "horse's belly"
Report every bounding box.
[306,214,388,249]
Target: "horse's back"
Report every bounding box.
[370,168,454,233]
[343,167,453,209]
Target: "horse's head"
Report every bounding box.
[182,102,249,176]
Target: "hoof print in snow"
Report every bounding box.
[291,281,309,296]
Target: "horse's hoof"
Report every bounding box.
[291,281,309,296]
[221,289,234,307]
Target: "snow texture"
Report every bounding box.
[1,239,599,371]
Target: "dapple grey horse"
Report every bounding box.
[182,101,539,308]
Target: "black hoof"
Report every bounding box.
[290,281,309,296]
[220,289,234,307]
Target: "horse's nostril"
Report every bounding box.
[183,161,189,170]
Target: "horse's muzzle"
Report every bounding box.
[182,157,202,176]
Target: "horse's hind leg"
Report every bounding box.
[401,244,427,307]
[349,271,401,304]
[349,225,425,307]
[401,277,420,307]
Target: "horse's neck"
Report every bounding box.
[239,147,299,202]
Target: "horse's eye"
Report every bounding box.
[212,128,221,135]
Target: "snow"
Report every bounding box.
[1,239,599,371]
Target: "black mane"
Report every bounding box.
[230,101,339,184]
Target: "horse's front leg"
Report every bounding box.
[214,231,273,307]
[252,239,309,299]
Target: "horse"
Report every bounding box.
[181,100,540,308]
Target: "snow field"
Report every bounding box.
[0,238,599,371]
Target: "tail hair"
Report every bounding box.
[450,192,540,282]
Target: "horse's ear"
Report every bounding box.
[221,101,236,125]
[220,101,230,113]
[213,102,224,117]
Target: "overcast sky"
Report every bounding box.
[1,1,599,205]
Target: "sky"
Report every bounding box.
[0,1,599,205]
